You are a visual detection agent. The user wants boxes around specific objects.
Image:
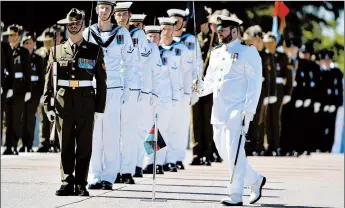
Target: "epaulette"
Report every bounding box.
[212,43,223,51]
[240,41,252,47]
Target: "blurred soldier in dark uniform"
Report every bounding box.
[43,8,107,196]
[243,26,275,156]
[36,27,57,152]
[20,32,45,152]
[190,7,215,166]
[2,24,32,155]
[1,22,15,146]
[264,32,292,156]
[280,33,302,156]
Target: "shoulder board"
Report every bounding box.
[240,41,252,46]
[212,44,223,51]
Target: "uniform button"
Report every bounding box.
[72,87,75,90]
[71,75,75,78]
[72,67,75,70]
[73,60,75,63]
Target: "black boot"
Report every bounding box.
[156,165,164,174]
[133,166,143,178]
[114,173,122,184]
[55,184,75,196]
[190,157,204,165]
[75,185,89,196]
[37,146,49,153]
[2,147,15,155]
[143,164,154,174]
[163,163,178,172]
[121,174,135,184]
[101,181,113,190]
[19,146,26,152]
[176,161,185,170]
[203,157,212,166]
[88,182,102,190]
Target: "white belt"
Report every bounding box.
[276,77,284,84]
[31,75,39,82]
[58,80,93,87]
[15,72,23,78]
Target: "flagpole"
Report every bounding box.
[152,113,158,200]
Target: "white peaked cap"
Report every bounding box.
[158,17,176,25]
[144,25,161,33]
[167,9,187,17]
[114,2,133,12]
[130,14,147,22]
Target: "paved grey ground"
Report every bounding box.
[1,149,344,208]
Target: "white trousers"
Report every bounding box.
[120,90,140,175]
[88,88,122,184]
[136,94,154,168]
[145,102,172,166]
[175,95,191,162]
[213,123,260,195]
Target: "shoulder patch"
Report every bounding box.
[241,41,252,46]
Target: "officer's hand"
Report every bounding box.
[121,88,130,104]
[268,96,277,104]
[46,110,56,122]
[6,89,13,98]
[329,105,336,113]
[40,96,44,104]
[295,100,303,108]
[282,95,291,105]
[242,111,254,133]
[313,102,321,113]
[303,99,311,107]
[94,112,104,120]
[24,92,31,102]
[190,91,199,105]
[193,79,204,94]
[150,96,159,106]
[323,105,329,112]
[263,97,269,106]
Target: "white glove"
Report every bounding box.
[263,97,269,106]
[242,111,254,133]
[6,89,13,98]
[121,88,130,104]
[24,92,31,102]
[46,110,56,122]
[150,95,159,106]
[303,99,311,107]
[282,95,291,105]
[314,102,321,113]
[190,92,199,105]
[94,112,104,120]
[193,79,204,94]
[268,96,277,104]
[329,105,336,113]
[1,87,2,94]
[40,96,44,104]
[323,105,329,112]
[295,100,303,108]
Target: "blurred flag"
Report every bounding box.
[144,125,167,155]
[272,1,290,43]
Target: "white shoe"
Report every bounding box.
[220,194,243,206]
[249,175,266,204]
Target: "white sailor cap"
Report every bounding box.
[144,25,161,34]
[167,9,187,18]
[114,2,133,12]
[158,17,177,26]
[130,14,147,22]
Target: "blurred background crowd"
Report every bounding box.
[1,1,344,161]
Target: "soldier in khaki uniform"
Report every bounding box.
[20,31,45,152]
[43,8,107,196]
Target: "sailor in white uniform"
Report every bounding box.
[114,2,151,184]
[167,8,203,169]
[83,0,134,190]
[194,15,266,206]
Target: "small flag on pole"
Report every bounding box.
[144,125,167,155]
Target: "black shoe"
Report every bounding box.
[156,165,164,174]
[55,184,75,196]
[13,148,19,155]
[133,166,143,178]
[114,173,122,184]
[163,163,178,172]
[176,161,185,170]
[203,157,212,166]
[121,174,135,184]
[19,147,26,152]
[75,185,89,196]
[101,181,113,190]
[2,147,15,155]
[37,146,49,153]
[264,150,274,156]
[143,164,154,174]
[88,182,102,190]
[190,157,204,166]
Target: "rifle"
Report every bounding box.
[49,29,58,144]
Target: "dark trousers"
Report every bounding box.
[56,114,94,186]
[266,85,284,151]
[22,85,41,148]
[4,93,25,148]
[38,103,51,148]
[1,91,5,143]
[191,94,213,159]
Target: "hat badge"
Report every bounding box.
[217,18,222,25]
